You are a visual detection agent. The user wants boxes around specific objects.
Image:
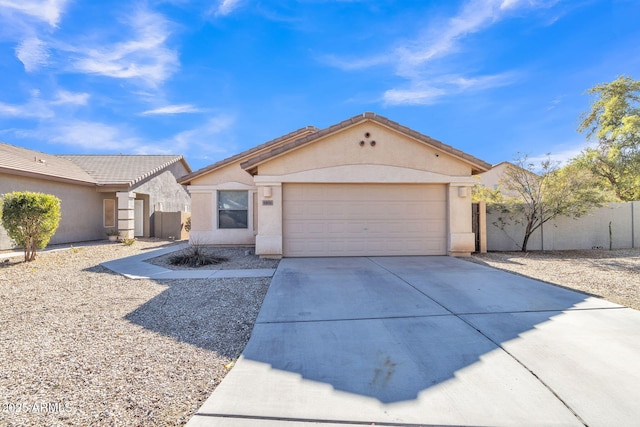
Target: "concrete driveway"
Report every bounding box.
[188,256,640,427]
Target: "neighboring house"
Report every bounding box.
[0,142,191,250]
[477,161,512,192]
[476,161,538,198]
[180,112,491,258]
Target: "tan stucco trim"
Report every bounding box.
[252,165,478,185]
[95,185,130,193]
[187,182,256,192]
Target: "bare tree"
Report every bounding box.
[495,155,608,252]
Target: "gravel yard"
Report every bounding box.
[470,249,640,310]
[0,240,270,427]
[2,241,638,426]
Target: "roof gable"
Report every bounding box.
[59,155,190,186]
[0,142,96,185]
[179,126,318,184]
[241,112,491,175]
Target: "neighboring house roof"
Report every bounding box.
[0,141,191,188]
[60,155,191,186]
[0,142,96,185]
[240,112,492,175]
[179,126,319,184]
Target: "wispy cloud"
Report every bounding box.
[545,95,564,111]
[0,99,53,119]
[383,86,447,106]
[0,0,69,27]
[171,114,235,151]
[0,89,89,118]
[69,8,179,87]
[325,0,560,105]
[15,37,50,71]
[140,104,202,116]
[42,120,142,151]
[213,0,243,16]
[52,90,90,105]
[528,139,596,166]
[383,72,518,105]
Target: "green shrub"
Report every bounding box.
[121,237,136,246]
[0,191,62,262]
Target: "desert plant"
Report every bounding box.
[493,155,607,252]
[121,237,136,246]
[169,244,228,267]
[105,228,120,236]
[184,216,191,232]
[575,75,640,201]
[0,191,61,262]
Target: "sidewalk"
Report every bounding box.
[1,240,106,260]
[100,243,276,279]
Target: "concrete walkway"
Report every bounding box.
[187,256,640,427]
[100,243,276,279]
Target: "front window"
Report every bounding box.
[218,190,248,229]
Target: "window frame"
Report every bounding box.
[217,190,249,229]
[103,199,116,228]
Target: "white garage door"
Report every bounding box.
[283,183,447,257]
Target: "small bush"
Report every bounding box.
[169,245,228,267]
[121,238,136,246]
[105,228,120,236]
[0,191,61,262]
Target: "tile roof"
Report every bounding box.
[0,142,96,185]
[179,126,318,184]
[60,155,190,186]
[241,112,492,174]
[0,142,190,187]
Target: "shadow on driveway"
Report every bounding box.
[244,256,596,404]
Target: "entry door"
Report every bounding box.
[134,200,144,237]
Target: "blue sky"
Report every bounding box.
[0,0,638,171]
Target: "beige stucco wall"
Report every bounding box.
[0,173,107,250]
[188,181,257,246]
[255,184,283,256]
[447,184,475,255]
[487,201,640,251]
[258,122,472,177]
[477,163,509,190]
[131,161,191,238]
[191,162,257,186]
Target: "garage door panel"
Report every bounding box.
[283,184,447,257]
